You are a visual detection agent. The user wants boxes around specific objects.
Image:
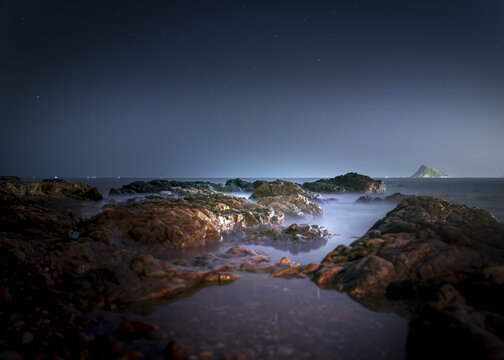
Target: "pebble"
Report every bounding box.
[21,331,33,344]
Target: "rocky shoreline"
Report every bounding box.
[0,174,503,359]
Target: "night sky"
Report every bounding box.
[1,0,503,178]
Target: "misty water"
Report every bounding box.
[63,177,504,359]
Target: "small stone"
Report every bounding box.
[200,351,212,358]
[115,319,158,340]
[0,287,13,303]
[21,331,33,344]
[280,257,291,265]
[162,340,188,360]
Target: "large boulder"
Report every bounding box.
[249,180,319,200]
[303,172,386,193]
[82,192,284,248]
[256,194,323,219]
[311,196,504,358]
[319,196,504,294]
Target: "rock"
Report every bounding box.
[313,196,504,358]
[271,264,302,278]
[283,223,329,238]
[115,318,158,340]
[302,263,321,273]
[250,180,319,200]
[109,178,265,196]
[280,257,291,265]
[0,287,13,303]
[356,192,412,203]
[203,272,240,284]
[109,179,225,196]
[21,331,34,344]
[162,340,188,360]
[224,178,256,192]
[0,178,103,204]
[82,193,284,248]
[303,172,386,193]
[317,196,504,296]
[251,224,329,254]
[0,203,77,240]
[407,304,504,360]
[256,194,323,219]
[91,336,125,357]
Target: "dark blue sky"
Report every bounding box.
[1,0,503,178]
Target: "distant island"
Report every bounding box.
[411,164,448,178]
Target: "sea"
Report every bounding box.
[49,177,504,359]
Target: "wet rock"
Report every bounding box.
[0,287,13,303]
[318,196,504,295]
[115,318,158,340]
[21,331,33,344]
[280,257,291,265]
[271,264,303,278]
[0,204,76,240]
[408,304,504,360]
[256,194,323,219]
[251,224,329,254]
[162,340,188,360]
[83,193,283,248]
[224,178,257,192]
[303,172,386,193]
[109,179,225,196]
[203,272,240,284]
[90,336,125,357]
[283,223,329,239]
[250,180,319,200]
[355,192,412,203]
[302,263,321,274]
[315,196,504,358]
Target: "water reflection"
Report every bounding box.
[115,273,407,359]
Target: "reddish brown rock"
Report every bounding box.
[317,196,504,296]
[82,193,283,248]
[115,318,158,340]
[314,196,504,359]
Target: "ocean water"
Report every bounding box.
[54,177,504,358]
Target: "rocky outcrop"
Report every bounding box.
[248,181,322,220]
[0,187,297,358]
[249,223,329,254]
[256,194,323,219]
[319,196,504,294]
[83,192,284,248]
[303,172,386,193]
[311,196,504,358]
[223,178,258,192]
[108,179,222,196]
[355,192,412,203]
[0,178,103,204]
[249,180,319,200]
[108,178,264,196]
